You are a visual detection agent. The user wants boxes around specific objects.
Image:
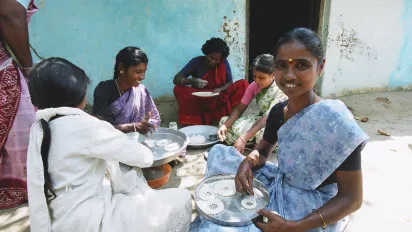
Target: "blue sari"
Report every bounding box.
[190,100,369,232]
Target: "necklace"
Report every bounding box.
[114,79,122,97]
[283,93,316,123]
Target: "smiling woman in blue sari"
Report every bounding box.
[191,28,369,232]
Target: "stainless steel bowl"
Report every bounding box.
[179,125,220,149]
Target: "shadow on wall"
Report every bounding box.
[84,96,178,128]
[325,85,412,99]
[84,92,265,128]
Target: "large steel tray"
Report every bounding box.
[127,127,189,167]
[194,174,269,227]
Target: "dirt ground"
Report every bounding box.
[1,91,411,231]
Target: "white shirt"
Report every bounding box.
[27,107,191,232]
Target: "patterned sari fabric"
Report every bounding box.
[0,0,37,209]
[219,81,287,145]
[106,84,160,127]
[191,100,369,232]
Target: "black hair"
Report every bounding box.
[201,37,230,59]
[113,46,148,79]
[28,57,90,202]
[250,54,275,74]
[274,28,325,63]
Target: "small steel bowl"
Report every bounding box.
[209,134,218,141]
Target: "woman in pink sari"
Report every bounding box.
[0,0,37,209]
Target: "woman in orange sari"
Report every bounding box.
[173,38,248,126]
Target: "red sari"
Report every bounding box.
[174,61,248,125]
[0,0,37,209]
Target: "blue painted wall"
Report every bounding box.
[389,0,412,89]
[29,0,247,103]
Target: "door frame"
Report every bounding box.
[316,0,331,95]
[244,0,331,95]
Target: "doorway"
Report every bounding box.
[248,0,322,82]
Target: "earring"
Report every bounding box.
[120,71,123,74]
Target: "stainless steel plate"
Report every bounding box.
[192,92,220,98]
[127,128,189,167]
[194,174,269,227]
[179,125,219,149]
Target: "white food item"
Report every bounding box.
[241,197,257,210]
[144,140,156,148]
[263,211,280,223]
[155,139,171,147]
[253,187,264,198]
[190,135,206,145]
[164,142,180,152]
[198,199,224,215]
[199,187,217,201]
[214,180,236,197]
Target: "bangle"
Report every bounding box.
[245,157,257,168]
[181,78,185,85]
[312,209,327,229]
[133,124,137,133]
[239,137,247,143]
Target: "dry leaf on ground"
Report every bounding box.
[376,97,391,104]
[360,117,369,122]
[378,129,390,136]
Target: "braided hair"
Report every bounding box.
[28,58,90,202]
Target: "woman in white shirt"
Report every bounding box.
[27,57,191,232]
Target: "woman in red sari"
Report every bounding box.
[0,0,37,209]
[173,38,248,126]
